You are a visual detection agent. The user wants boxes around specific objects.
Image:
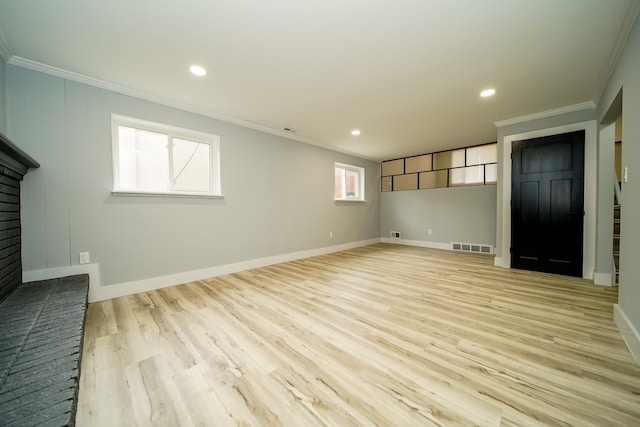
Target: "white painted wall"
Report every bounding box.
[5,65,380,298]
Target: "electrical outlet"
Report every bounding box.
[428,229,432,235]
[329,231,334,238]
[79,252,90,264]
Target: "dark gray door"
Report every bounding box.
[511,130,585,277]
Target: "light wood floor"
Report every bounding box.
[77,243,640,426]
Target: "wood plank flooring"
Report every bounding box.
[76,243,640,426]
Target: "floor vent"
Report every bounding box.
[390,231,401,239]
[452,242,493,254]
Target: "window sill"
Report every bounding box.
[335,199,367,203]
[112,190,224,199]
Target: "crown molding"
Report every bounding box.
[494,101,596,128]
[593,1,640,106]
[6,56,373,160]
[0,30,11,62]
[7,56,318,143]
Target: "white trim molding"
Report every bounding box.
[23,263,101,302]
[593,272,614,286]
[493,256,509,269]
[23,239,380,303]
[494,102,595,128]
[6,56,375,162]
[614,304,640,366]
[593,0,640,106]
[497,120,598,281]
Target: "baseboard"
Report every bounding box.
[23,263,101,302]
[493,256,509,268]
[614,304,640,366]
[593,272,614,286]
[23,238,381,303]
[380,237,452,251]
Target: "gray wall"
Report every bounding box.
[598,17,640,330]
[380,185,497,246]
[0,55,5,133]
[5,65,380,287]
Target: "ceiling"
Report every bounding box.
[0,1,638,161]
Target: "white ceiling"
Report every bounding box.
[0,0,638,161]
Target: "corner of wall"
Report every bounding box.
[593,272,613,286]
[614,304,640,366]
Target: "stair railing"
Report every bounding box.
[613,170,622,285]
[614,170,622,206]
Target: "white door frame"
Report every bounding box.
[496,120,597,280]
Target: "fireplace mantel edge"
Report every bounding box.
[0,130,40,177]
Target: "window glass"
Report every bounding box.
[381,176,392,192]
[335,163,365,200]
[117,126,168,191]
[380,143,497,192]
[449,165,484,186]
[393,173,418,191]
[335,167,346,199]
[419,170,448,189]
[112,115,220,197]
[485,163,498,183]
[466,144,497,166]
[405,154,432,173]
[381,159,404,176]
[172,138,211,191]
[345,169,359,198]
[433,149,465,170]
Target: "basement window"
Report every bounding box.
[335,163,365,201]
[111,114,222,198]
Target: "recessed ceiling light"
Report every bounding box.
[190,65,207,76]
[351,129,361,136]
[480,88,496,97]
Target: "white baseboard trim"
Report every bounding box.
[23,263,101,302]
[593,272,614,286]
[23,238,381,303]
[380,237,451,251]
[614,304,640,366]
[494,256,509,268]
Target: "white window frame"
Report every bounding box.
[335,162,365,202]
[111,114,222,198]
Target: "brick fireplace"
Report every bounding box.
[0,131,90,426]
[0,131,39,302]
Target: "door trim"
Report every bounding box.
[496,120,597,280]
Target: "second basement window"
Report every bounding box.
[112,114,222,198]
[335,163,365,201]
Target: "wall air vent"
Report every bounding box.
[451,242,493,255]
